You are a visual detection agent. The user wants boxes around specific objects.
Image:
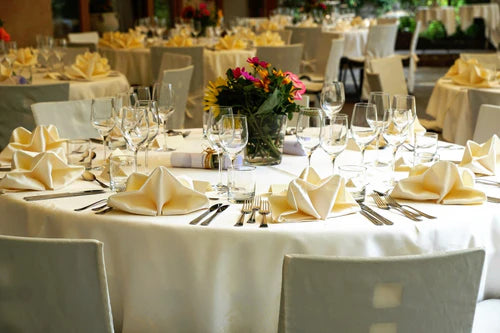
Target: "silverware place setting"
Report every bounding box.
[189,203,222,225]
[200,204,229,226]
[371,191,433,221]
[235,199,252,227]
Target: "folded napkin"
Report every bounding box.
[170,151,242,169]
[332,20,352,32]
[445,58,498,88]
[99,30,145,49]
[65,52,111,80]
[391,161,486,205]
[253,31,284,46]
[0,151,84,191]
[283,136,306,156]
[269,167,360,222]
[259,20,280,31]
[164,35,194,47]
[234,27,256,40]
[0,63,13,82]
[0,125,66,164]
[297,18,317,27]
[215,35,247,50]
[12,48,38,67]
[460,135,499,176]
[108,166,209,216]
[394,156,412,172]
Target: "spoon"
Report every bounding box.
[82,171,109,188]
[189,203,222,225]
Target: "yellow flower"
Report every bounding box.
[203,77,227,112]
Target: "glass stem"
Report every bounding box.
[144,143,149,170]
[134,149,139,172]
[228,155,235,189]
[102,135,108,161]
[331,155,337,174]
[163,120,168,151]
[307,152,312,167]
[217,152,224,187]
[360,147,366,164]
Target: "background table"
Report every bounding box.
[1,130,499,333]
[203,49,256,85]
[416,6,457,36]
[325,28,369,58]
[99,47,153,86]
[459,3,500,46]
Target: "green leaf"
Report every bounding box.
[255,89,280,115]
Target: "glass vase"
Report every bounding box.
[245,114,287,166]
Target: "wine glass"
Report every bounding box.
[143,100,160,171]
[191,20,202,38]
[0,41,6,65]
[152,82,176,151]
[39,36,53,70]
[219,115,249,187]
[320,114,348,173]
[121,106,149,172]
[91,98,116,164]
[5,41,17,68]
[369,91,391,161]
[206,106,233,193]
[350,102,378,164]
[320,81,345,120]
[296,107,323,168]
[135,86,151,102]
[53,38,67,68]
[382,102,412,173]
[392,94,416,144]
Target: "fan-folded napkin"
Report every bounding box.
[108,166,209,216]
[283,136,306,156]
[259,20,281,31]
[253,31,284,46]
[445,58,498,88]
[269,167,359,222]
[215,35,247,50]
[99,30,145,49]
[12,48,38,67]
[0,125,66,164]
[0,151,84,191]
[164,35,194,47]
[65,52,111,80]
[0,63,13,82]
[391,161,485,204]
[460,135,499,176]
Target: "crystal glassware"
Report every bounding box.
[91,98,116,163]
[350,102,378,164]
[320,81,345,120]
[320,113,348,173]
[142,100,160,171]
[296,107,323,168]
[120,106,149,172]
[152,82,176,151]
[219,115,249,188]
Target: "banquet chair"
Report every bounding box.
[0,235,114,333]
[468,89,500,142]
[63,46,89,66]
[276,30,293,45]
[161,65,194,129]
[0,83,69,149]
[285,26,322,70]
[376,17,399,25]
[396,21,422,93]
[31,99,100,139]
[68,32,99,52]
[367,55,408,97]
[278,249,485,333]
[256,44,303,75]
[472,104,500,142]
[151,52,192,82]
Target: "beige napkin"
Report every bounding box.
[215,35,247,50]
[269,167,360,222]
[259,20,280,31]
[99,30,145,49]
[0,63,13,82]
[391,161,486,205]
[445,58,498,88]
[333,20,352,32]
[0,125,66,164]
[65,52,111,80]
[394,156,412,172]
[0,151,84,191]
[108,166,209,216]
[12,48,38,67]
[164,35,194,47]
[460,135,499,176]
[297,18,317,27]
[253,31,284,46]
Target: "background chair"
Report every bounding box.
[161,65,194,129]
[0,83,69,149]
[279,249,485,333]
[285,26,322,71]
[256,44,303,75]
[472,298,500,332]
[63,46,89,66]
[31,99,99,139]
[367,55,408,97]
[472,104,500,142]
[276,29,293,45]
[151,51,192,83]
[0,235,114,333]
[68,32,99,52]
[468,89,500,142]
[396,21,422,93]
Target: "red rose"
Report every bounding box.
[0,27,10,42]
[181,5,195,20]
[199,2,207,10]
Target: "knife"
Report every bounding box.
[360,203,393,225]
[200,204,230,226]
[24,189,106,201]
[189,203,222,225]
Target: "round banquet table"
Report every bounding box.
[203,48,256,85]
[32,72,130,100]
[324,27,369,58]
[1,129,499,333]
[99,47,153,86]
[425,77,500,145]
[416,6,457,36]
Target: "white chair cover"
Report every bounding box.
[324,38,345,83]
[63,46,89,66]
[472,104,500,142]
[150,50,192,82]
[161,65,194,129]
[279,249,485,333]
[368,55,408,97]
[0,235,114,333]
[256,44,303,75]
[289,95,310,128]
[408,21,422,93]
[68,32,99,51]
[0,83,69,149]
[276,29,293,45]
[285,26,322,62]
[468,89,500,142]
[472,299,500,332]
[31,99,100,139]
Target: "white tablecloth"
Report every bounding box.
[203,49,256,85]
[99,47,153,86]
[459,3,500,45]
[416,6,457,36]
[32,72,130,100]
[324,28,369,58]
[1,129,499,333]
[425,77,500,145]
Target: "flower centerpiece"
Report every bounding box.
[301,0,328,23]
[204,57,306,165]
[0,19,11,42]
[181,2,215,37]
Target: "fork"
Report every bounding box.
[371,193,390,210]
[247,196,261,223]
[74,198,108,212]
[487,196,500,203]
[371,192,422,221]
[259,200,270,228]
[385,195,436,219]
[235,200,252,227]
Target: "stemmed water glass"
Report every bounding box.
[135,86,151,102]
[320,114,348,173]
[392,94,417,144]
[296,107,323,168]
[382,99,413,172]
[5,41,17,69]
[219,115,248,187]
[191,20,202,38]
[53,38,67,70]
[153,82,176,151]
[91,98,116,163]
[143,100,160,171]
[320,81,345,120]
[121,106,149,172]
[369,91,391,159]
[350,102,378,164]
[37,36,53,70]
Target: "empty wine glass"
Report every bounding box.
[321,114,348,173]
[121,106,149,172]
[143,100,160,171]
[152,82,176,151]
[91,98,116,163]
[296,107,323,168]
[38,36,53,70]
[0,41,6,65]
[392,94,417,144]
[219,115,248,187]
[191,20,202,38]
[320,81,345,119]
[135,86,151,102]
[382,104,412,173]
[5,41,17,68]
[369,91,390,162]
[350,102,378,164]
[53,38,67,67]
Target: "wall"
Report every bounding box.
[0,0,53,47]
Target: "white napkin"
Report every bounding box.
[460,135,500,176]
[0,125,66,164]
[0,151,84,191]
[269,167,360,222]
[253,31,284,46]
[108,166,209,216]
[12,48,38,67]
[391,161,486,205]
[215,35,247,50]
[445,58,499,88]
[164,35,195,47]
[65,52,111,80]
[283,136,306,156]
[170,152,242,169]
[0,63,13,82]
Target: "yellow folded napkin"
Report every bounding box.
[460,135,499,176]
[12,48,38,67]
[108,166,209,216]
[297,18,317,27]
[351,16,364,27]
[391,161,486,205]
[99,30,145,49]
[0,63,13,82]
[0,125,66,164]
[65,52,111,80]
[269,167,360,222]
[259,20,280,31]
[445,58,498,88]
[164,35,194,47]
[394,156,412,172]
[215,35,247,50]
[0,151,84,191]
[333,20,352,32]
[253,31,284,46]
